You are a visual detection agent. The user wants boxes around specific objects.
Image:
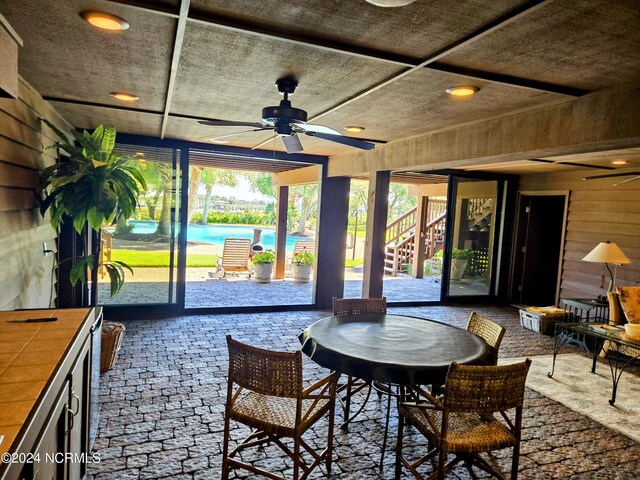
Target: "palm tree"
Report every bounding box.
[199,168,237,224]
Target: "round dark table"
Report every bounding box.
[298,313,488,386]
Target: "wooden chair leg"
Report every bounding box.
[294,437,300,480]
[438,448,447,480]
[221,412,231,480]
[511,442,521,480]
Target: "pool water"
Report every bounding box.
[127,221,310,253]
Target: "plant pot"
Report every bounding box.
[291,263,313,283]
[450,259,468,281]
[253,263,273,283]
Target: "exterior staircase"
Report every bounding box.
[384,200,446,276]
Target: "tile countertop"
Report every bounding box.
[0,308,92,457]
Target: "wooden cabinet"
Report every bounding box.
[0,308,99,480]
[28,381,71,480]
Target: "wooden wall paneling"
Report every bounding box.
[0,76,69,309]
[0,162,38,188]
[519,168,640,299]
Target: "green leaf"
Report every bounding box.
[101,125,116,155]
[87,207,104,231]
[90,124,104,144]
[73,214,86,233]
[69,256,93,286]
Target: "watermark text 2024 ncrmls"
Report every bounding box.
[0,452,100,464]
[46,453,101,464]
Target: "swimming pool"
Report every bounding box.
[127,221,311,253]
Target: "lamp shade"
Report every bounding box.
[582,242,631,265]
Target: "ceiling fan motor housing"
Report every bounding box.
[262,99,308,135]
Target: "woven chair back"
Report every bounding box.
[467,312,506,350]
[443,359,531,414]
[332,297,387,316]
[226,335,303,398]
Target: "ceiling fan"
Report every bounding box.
[583,171,640,186]
[198,77,376,154]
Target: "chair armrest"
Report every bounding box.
[303,372,340,396]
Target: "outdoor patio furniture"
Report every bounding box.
[395,359,531,480]
[466,312,506,365]
[299,312,488,469]
[222,335,338,480]
[218,237,252,278]
[331,297,387,427]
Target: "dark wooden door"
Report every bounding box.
[511,195,566,305]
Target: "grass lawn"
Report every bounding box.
[113,249,364,269]
[112,249,217,268]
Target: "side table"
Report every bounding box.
[561,297,609,323]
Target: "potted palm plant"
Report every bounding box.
[291,250,314,283]
[252,250,276,283]
[38,121,146,371]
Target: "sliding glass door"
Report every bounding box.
[443,176,506,299]
[97,145,181,306]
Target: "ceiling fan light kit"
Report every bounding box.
[199,77,375,153]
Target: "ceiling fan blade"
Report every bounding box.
[613,175,640,186]
[297,123,341,135]
[309,132,375,150]
[281,134,303,153]
[205,129,265,142]
[582,171,640,180]
[199,119,264,128]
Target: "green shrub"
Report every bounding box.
[292,251,314,266]
[252,250,276,264]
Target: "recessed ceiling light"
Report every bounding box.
[345,126,365,133]
[80,11,129,31]
[366,0,417,7]
[110,92,139,101]
[208,138,229,144]
[446,86,480,97]
[612,159,628,165]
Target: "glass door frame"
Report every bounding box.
[101,134,327,318]
[438,170,516,304]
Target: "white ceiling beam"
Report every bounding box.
[159,0,190,139]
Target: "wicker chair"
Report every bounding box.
[222,335,338,480]
[466,312,506,366]
[332,297,387,426]
[395,359,531,480]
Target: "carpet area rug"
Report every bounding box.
[502,354,640,443]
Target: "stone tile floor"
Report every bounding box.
[88,305,640,479]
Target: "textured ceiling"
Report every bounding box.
[2,0,639,172]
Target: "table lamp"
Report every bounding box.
[582,241,631,293]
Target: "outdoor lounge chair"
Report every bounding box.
[218,237,252,278]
